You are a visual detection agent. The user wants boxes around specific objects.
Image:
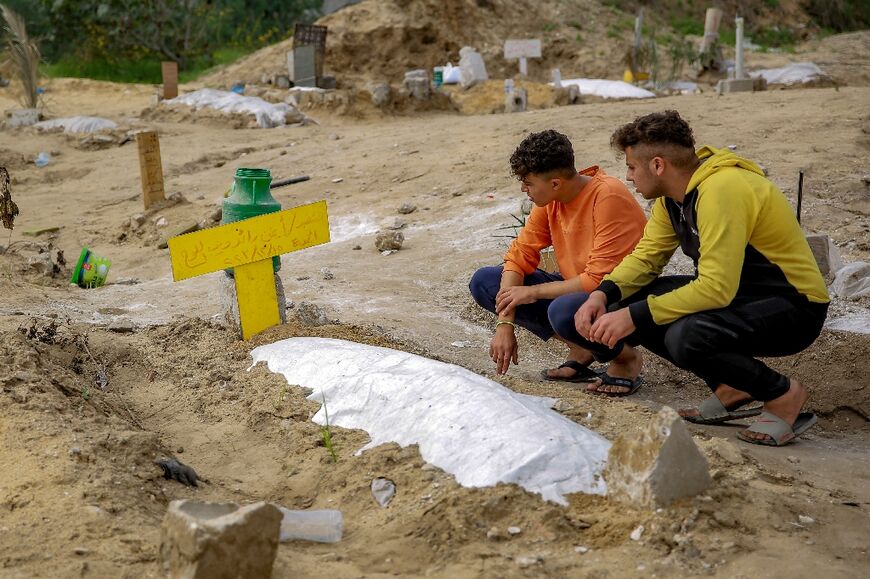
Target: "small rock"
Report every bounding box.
[108,320,135,333]
[787,455,800,464]
[486,527,503,541]
[328,133,340,141]
[862,174,870,185]
[516,555,542,568]
[331,178,344,183]
[130,213,146,228]
[552,399,573,412]
[709,439,744,465]
[155,216,168,228]
[713,510,737,528]
[375,230,404,252]
[176,447,184,454]
[352,245,361,250]
[574,545,589,554]
[384,219,407,230]
[397,202,417,215]
[371,478,396,507]
[727,144,737,151]
[69,447,82,456]
[73,547,90,556]
[630,525,644,541]
[798,515,815,525]
[296,301,330,327]
[320,267,334,280]
[507,526,522,536]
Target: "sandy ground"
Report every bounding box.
[1,45,869,578]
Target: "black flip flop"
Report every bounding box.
[540,360,602,383]
[587,373,643,397]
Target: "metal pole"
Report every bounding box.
[797,171,804,224]
[735,17,745,80]
[270,175,310,189]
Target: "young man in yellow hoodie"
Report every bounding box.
[469,129,646,380]
[563,110,829,446]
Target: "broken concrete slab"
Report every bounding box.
[160,500,282,579]
[604,406,711,509]
[830,261,870,299]
[805,233,843,280]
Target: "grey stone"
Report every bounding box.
[320,267,334,280]
[805,234,842,280]
[368,82,392,107]
[275,75,291,89]
[516,555,542,568]
[160,500,281,579]
[504,88,528,113]
[371,478,396,507]
[108,320,136,333]
[707,438,744,465]
[131,213,146,228]
[458,47,488,88]
[604,406,711,508]
[296,301,330,327]
[375,230,404,251]
[219,272,287,338]
[397,202,417,215]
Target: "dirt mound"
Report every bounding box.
[199,0,631,89]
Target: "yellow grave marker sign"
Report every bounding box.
[168,200,330,339]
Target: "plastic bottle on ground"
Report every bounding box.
[278,507,343,543]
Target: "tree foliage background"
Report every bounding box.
[1,0,322,69]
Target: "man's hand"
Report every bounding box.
[589,308,636,348]
[495,285,538,316]
[575,291,607,339]
[490,325,519,375]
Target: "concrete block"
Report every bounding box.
[504,88,528,113]
[805,233,842,280]
[219,272,287,339]
[458,46,488,88]
[7,108,40,128]
[604,406,711,509]
[403,70,430,100]
[553,84,581,106]
[716,77,767,95]
[160,500,282,579]
[367,82,392,107]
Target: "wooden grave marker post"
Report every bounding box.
[168,200,330,340]
[161,61,179,99]
[504,39,541,77]
[136,131,166,209]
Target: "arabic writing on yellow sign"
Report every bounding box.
[168,200,330,281]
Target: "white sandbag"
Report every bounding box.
[749,62,830,86]
[458,47,488,89]
[35,116,118,133]
[163,88,295,128]
[250,337,610,504]
[556,78,655,99]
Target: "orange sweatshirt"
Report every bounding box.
[503,166,647,292]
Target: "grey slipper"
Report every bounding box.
[683,395,763,425]
[736,411,818,447]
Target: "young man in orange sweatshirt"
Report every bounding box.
[469,129,647,380]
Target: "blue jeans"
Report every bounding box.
[469,265,590,341]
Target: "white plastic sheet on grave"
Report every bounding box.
[749,62,830,86]
[250,337,611,504]
[554,78,655,99]
[163,88,295,128]
[34,116,118,133]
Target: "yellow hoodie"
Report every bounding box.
[597,146,829,329]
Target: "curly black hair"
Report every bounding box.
[509,130,576,180]
[610,110,697,168]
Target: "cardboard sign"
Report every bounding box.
[504,39,542,60]
[136,131,165,209]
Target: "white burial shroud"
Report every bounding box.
[250,337,611,504]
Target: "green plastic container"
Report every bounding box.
[70,247,111,288]
[222,168,282,273]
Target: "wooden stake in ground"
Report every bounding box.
[136,131,165,209]
[167,201,330,340]
[161,61,178,99]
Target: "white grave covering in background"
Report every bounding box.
[34,116,118,133]
[163,89,295,129]
[555,78,655,99]
[250,338,611,503]
[749,62,830,86]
